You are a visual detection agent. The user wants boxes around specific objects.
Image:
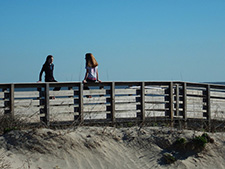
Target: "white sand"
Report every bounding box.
[0,126,224,169]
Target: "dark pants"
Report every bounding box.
[84,79,96,90]
[45,79,61,91]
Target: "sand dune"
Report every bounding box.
[0,126,224,169]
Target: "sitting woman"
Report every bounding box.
[83,53,101,98]
[83,53,101,83]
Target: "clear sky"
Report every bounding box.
[0,0,225,83]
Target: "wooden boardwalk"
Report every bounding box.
[0,81,225,129]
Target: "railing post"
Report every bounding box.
[169,82,174,126]
[79,82,84,123]
[206,84,211,131]
[175,84,179,116]
[140,82,145,122]
[110,82,115,123]
[44,83,50,126]
[182,82,187,128]
[10,84,14,117]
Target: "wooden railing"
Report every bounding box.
[0,81,225,129]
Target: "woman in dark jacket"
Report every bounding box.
[38,55,60,91]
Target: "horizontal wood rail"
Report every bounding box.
[0,81,225,130]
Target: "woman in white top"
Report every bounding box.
[83,53,101,83]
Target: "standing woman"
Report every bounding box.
[83,53,101,83]
[38,55,60,90]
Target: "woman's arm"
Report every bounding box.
[38,65,44,82]
[96,68,101,82]
[83,69,88,83]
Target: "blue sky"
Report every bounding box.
[0,0,225,83]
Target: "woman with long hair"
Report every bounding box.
[83,53,101,83]
[38,55,60,91]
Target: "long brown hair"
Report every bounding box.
[85,53,98,68]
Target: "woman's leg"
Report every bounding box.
[45,79,60,92]
[84,79,96,98]
[52,80,61,91]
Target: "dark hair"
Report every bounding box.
[44,55,53,65]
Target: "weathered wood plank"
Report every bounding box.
[83,97,107,104]
[83,104,107,112]
[0,108,5,114]
[77,95,167,104]
[50,106,75,114]
[14,99,40,106]
[14,91,40,98]
[211,98,225,104]
[83,112,107,120]
[49,113,74,122]
[186,112,206,118]
[145,88,165,95]
[49,98,74,106]
[115,96,139,103]
[145,96,165,102]
[115,89,138,95]
[211,100,225,108]
[210,99,225,111]
[0,100,4,107]
[49,90,74,97]
[83,89,106,95]
[210,105,225,111]
[115,103,139,111]
[0,92,4,98]
[187,104,205,111]
[145,103,165,110]
[186,89,204,96]
[14,107,42,115]
[210,91,225,98]
[211,111,225,120]
[187,97,204,104]
[115,111,137,118]
[145,111,166,117]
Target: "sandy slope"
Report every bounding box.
[0,126,224,169]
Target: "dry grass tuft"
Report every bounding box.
[0,114,28,135]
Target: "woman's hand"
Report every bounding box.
[83,80,87,83]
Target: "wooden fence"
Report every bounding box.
[0,81,225,129]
